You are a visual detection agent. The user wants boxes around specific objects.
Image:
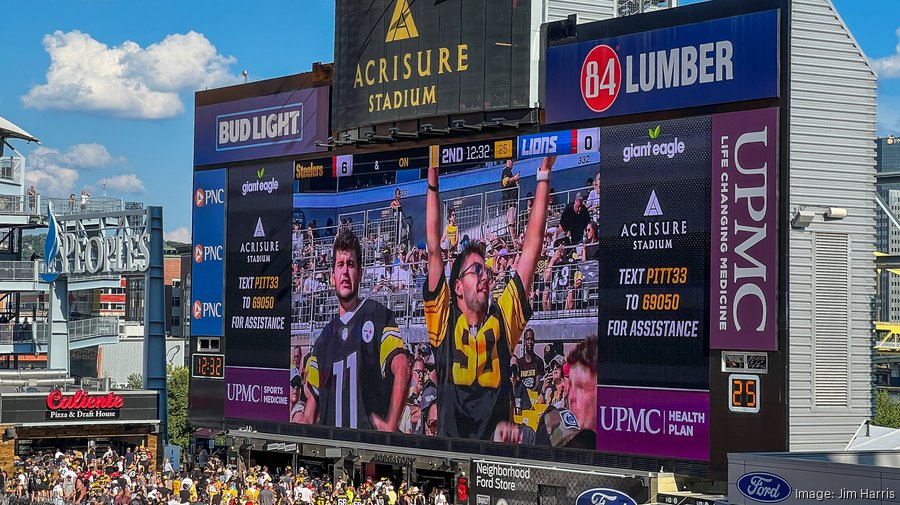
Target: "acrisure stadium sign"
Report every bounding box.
[333,0,534,130]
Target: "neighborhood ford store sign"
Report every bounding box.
[545,10,778,123]
[737,472,792,503]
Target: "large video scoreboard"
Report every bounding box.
[191,0,787,479]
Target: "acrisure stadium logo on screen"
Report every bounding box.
[580,39,735,113]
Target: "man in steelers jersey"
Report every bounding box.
[300,229,411,431]
[424,156,556,440]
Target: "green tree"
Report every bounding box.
[874,390,900,429]
[167,365,191,449]
[126,373,143,389]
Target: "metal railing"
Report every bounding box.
[30,317,120,345]
[0,260,121,284]
[0,194,42,215]
[303,187,591,273]
[291,252,598,331]
[69,271,122,283]
[69,316,119,341]
[41,196,125,216]
[0,325,37,344]
[444,193,485,243]
[0,260,44,281]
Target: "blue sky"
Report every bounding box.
[1,0,897,242]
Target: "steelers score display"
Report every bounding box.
[598,116,712,390]
[225,163,293,369]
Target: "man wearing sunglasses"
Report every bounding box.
[424,155,557,440]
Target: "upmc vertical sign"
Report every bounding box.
[710,108,778,351]
[544,10,778,123]
[192,169,226,336]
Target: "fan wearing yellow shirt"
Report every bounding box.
[424,156,556,440]
[442,209,458,254]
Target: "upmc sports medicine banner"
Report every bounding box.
[224,366,290,422]
[710,108,779,351]
[224,162,293,369]
[192,169,226,336]
[545,10,778,123]
[598,386,710,462]
[194,87,329,166]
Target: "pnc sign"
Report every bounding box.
[196,187,224,208]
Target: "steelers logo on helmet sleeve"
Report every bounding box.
[362,321,375,344]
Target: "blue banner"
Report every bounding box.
[545,10,778,123]
[194,87,329,166]
[516,128,600,160]
[192,169,226,336]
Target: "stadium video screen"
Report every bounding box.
[218,108,778,461]
[290,136,601,448]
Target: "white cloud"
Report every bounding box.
[25,146,81,196]
[23,143,123,197]
[99,174,146,194]
[165,227,191,244]
[60,143,122,168]
[874,28,900,79]
[22,30,239,119]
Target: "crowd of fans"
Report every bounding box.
[291,165,602,323]
[2,447,447,505]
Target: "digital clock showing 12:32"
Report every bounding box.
[192,353,224,380]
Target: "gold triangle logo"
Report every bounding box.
[386,0,419,42]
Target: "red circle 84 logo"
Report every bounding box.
[580,44,621,113]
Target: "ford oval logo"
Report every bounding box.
[737,472,791,503]
[575,488,637,505]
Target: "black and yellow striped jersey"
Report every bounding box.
[306,298,406,430]
[424,272,533,440]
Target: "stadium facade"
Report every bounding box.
[189,0,876,502]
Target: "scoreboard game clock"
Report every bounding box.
[429,138,516,168]
[728,374,760,413]
[192,353,225,380]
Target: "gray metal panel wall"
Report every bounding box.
[547,0,614,23]
[789,0,877,451]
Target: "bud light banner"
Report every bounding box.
[545,10,778,124]
[710,108,778,351]
[192,169,226,336]
[598,386,709,461]
[194,87,329,166]
[225,366,290,422]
